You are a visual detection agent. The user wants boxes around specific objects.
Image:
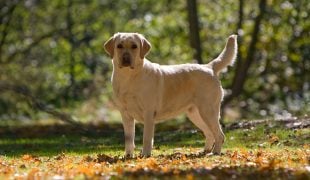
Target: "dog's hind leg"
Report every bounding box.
[187,106,215,153]
[197,103,225,155]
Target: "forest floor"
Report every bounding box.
[0,116,309,179]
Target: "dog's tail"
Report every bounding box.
[207,35,237,76]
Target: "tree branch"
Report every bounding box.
[2,29,63,64]
[0,0,19,62]
[0,82,88,132]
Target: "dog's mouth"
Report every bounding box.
[122,59,131,67]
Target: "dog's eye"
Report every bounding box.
[117,44,123,49]
[132,44,137,49]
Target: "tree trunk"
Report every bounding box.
[66,0,77,98]
[186,0,203,64]
[223,0,267,107]
[231,0,244,85]
[220,0,245,123]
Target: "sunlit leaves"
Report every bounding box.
[0,147,309,179]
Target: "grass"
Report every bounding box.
[0,126,125,157]
[0,119,309,179]
[0,121,308,157]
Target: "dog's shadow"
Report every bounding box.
[0,122,205,157]
[0,124,124,157]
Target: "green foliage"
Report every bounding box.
[0,0,309,121]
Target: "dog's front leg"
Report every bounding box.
[121,113,135,157]
[141,112,155,157]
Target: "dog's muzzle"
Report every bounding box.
[122,53,131,67]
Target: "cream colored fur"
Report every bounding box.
[104,33,237,157]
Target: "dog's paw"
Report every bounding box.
[139,151,152,158]
[124,153,135,159]
[212,152,225,156]
[140,153,152,158]
[197,150,215,157]
[204,143,215,153]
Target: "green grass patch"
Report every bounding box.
[0,121,309,157]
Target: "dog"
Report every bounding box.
[104,32,237,157]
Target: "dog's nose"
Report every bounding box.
[123,53,130,61]
[122,53,131,66]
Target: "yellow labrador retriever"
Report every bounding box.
[104,33,237,157]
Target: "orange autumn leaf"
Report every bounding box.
[27,168,40,178]
[182,154,187,161]
[268,134,279,144]
[186,173,194,180]
[231,151,239,160]
[173,169,180,175]
[267,158,281,169]
[115,166,123,174]
[144,158,159,169]
[22,154,33,161]
[76,165,94,176]
[161,166,170,173]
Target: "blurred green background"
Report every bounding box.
[0,0,309,125]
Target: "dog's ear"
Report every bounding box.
[104,35,115,58]
[136,33,151,59]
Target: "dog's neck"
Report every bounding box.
[111,59,143,84]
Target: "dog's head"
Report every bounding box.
[104,32,151,69]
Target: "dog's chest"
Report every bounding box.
[113,85,144,120]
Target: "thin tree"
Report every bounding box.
[186,0,203,64]
[223,0,267,107]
